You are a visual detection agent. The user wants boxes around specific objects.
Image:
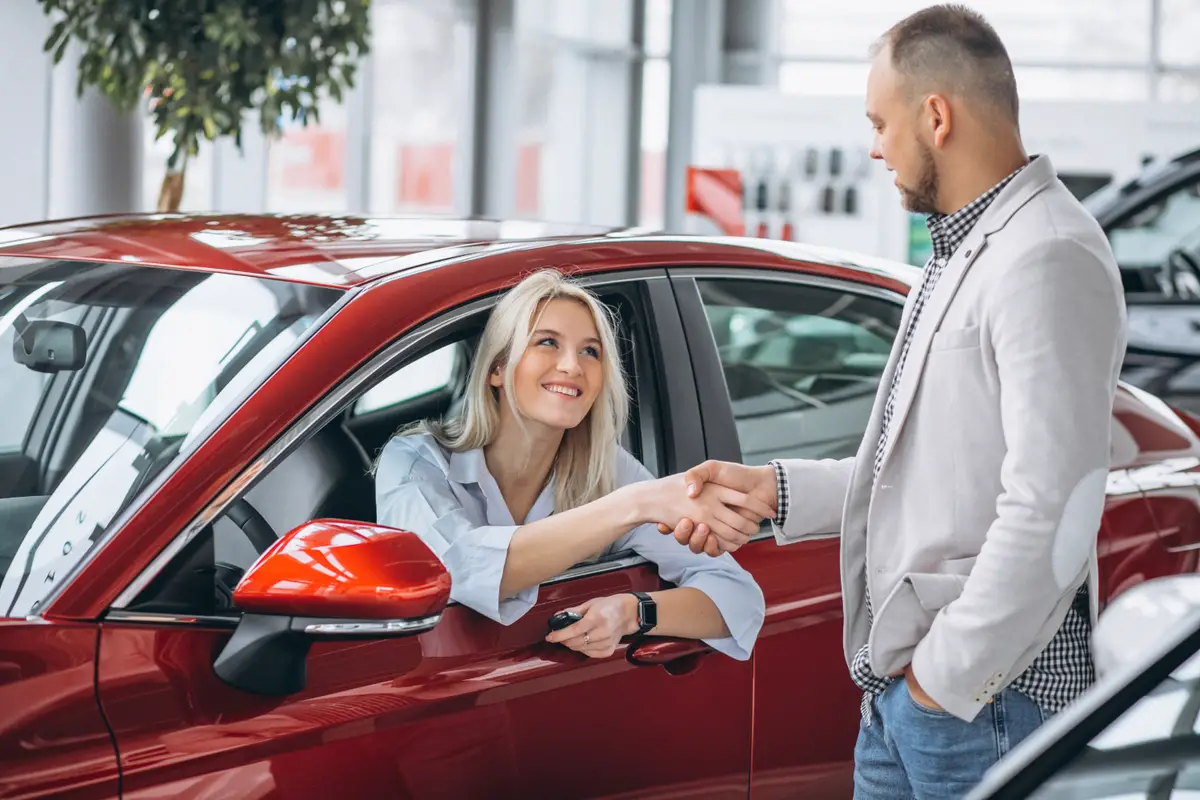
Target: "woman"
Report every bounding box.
[375,269,769,660]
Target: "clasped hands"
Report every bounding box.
[653,460,778,556]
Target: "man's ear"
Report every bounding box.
[925,93,952,148]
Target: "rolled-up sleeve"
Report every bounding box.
[614,451,766,660]
[375,438,537,625]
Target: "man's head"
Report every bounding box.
[866,5,1021,214]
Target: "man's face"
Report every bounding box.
[866,49,940,215]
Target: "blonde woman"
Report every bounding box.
[375,269,768,660]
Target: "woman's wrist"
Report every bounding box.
[618,592,640,636]
[614,481,654,528]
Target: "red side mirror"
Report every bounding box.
[234,519,451,622]
[214,519,450,696]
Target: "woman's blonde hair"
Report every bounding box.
[408,268,629,511]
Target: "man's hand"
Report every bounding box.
[656,461,777,555]
[899,664,944,712]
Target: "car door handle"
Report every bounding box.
[625,638,712,667]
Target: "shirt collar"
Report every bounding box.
[447,446,486,485]
[446,446,556,525]
[925,156,1032,262]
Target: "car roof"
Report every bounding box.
[0,213,920,290]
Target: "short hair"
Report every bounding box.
[870,4,1019,123]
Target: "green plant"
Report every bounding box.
[40,0,371,211]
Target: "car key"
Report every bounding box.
[548,610,583,631]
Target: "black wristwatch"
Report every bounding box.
[629,591,657,636]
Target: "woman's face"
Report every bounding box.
[493,297,605,433]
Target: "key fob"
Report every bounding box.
[548,611,583,631]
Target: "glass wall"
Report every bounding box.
[369,0,473,216]
[513,0,638,226]
[266,91,350,213]
[776,0,1200,105]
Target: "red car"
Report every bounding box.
[0,214,1197,800]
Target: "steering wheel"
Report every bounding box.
[210,498,278,610]
[1164,248,1200,298]
[225,498,278,554]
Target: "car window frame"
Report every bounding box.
[107,268,696,622]
[667,266,907,542]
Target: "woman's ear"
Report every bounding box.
[487,362,504,388]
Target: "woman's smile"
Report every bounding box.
[543,382,583,399]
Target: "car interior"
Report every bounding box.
[126,291,648,617]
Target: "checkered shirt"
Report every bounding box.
[780,161,1094,725]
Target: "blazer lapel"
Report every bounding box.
[870,155,1061,480]
[873,235,987,479]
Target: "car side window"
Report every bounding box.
[695,277,903,465]
[351,342,461,416]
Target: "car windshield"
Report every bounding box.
[0,258,341,617]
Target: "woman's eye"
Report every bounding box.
[537,337,557,348]
[583,346,600,358]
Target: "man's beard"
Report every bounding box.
[898,143,939,215]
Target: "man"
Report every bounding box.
[663,5,1128,797]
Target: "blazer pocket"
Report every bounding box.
[929,324,980,353]
[906,571,969,612]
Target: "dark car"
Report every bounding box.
[1087,149,1200,414]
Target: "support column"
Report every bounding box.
[0,5,53,226]
[663,0,723,232]
[468,0,518,218]
[212,128,269,213]
[722,0,778,86]
[47,39,141,219]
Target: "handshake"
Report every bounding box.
[651,460,779,557]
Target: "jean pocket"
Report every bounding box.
[904,679,954,718]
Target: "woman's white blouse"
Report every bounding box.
[375,432,765,660]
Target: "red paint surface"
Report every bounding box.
[234,520,451,621]
[0,621,118,799]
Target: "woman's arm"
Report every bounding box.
[499,475,771,598]
[544,586,728,659]
[594,450,768,660]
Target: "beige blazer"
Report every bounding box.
[774,154,1128,721]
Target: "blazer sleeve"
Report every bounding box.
[770,457,855,542]
[612,450,766,660]
[911,238,1127,721]
[375,437,536,625]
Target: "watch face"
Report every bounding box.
[642,600,657,628]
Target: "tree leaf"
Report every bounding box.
[34,0,372,184]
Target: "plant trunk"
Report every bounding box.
[156,161,188,212]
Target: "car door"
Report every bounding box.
[94,269,754,800]
[669,267,904,799]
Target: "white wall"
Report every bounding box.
[0,4,52,227]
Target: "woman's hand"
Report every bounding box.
[544,595,638,658]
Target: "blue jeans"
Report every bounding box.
[853,678,1048,800]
